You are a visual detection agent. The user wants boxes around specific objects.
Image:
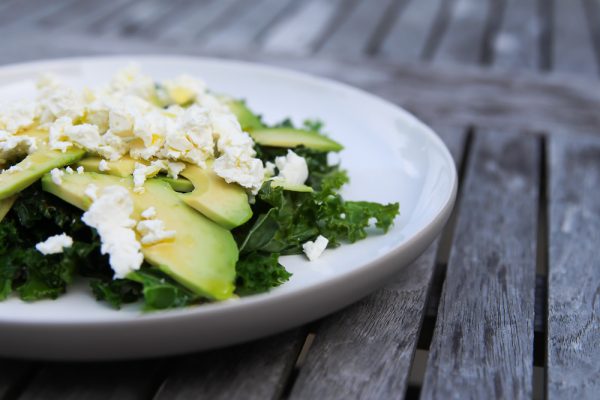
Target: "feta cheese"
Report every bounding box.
[0,101,37,134]
[50,168,64,185]
[302,235,329,261]
[65,166,74,174]
[77,166,84,174]
[98,159,110,171]
[166,161,186,179]
[163,74,206,105]
[264,161,276,178]
[84,183,98,200]
[132,161,164,193]
[81,185,143,279]
[136,219,176,245]
[36,74,84,124]
[35,233,73,255]
[274,150,309,186]
[0,132,36,163]
[141,206,156,219]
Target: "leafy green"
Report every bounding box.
[235,252,290,295]
[127,269,200,311]
[90,278,143,309]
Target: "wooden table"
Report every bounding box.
[1,0,599,398]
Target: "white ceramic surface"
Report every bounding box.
[0,56,457,360]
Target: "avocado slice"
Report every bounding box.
[159,176,194,193]
[179,165,252,230]
[270,180,313,193]
[250,128,343,152]
[224,98,265,131]
[41,172,237,300]
[76,156,137,177]
[0,146,85,200]
[0,195,17,222]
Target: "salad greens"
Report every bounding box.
[0,109,399,311]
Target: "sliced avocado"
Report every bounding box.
[270,179,313,192]
[41,172,237,300]
[0,195,17,222]
[180,165,252,229]
[76,156,137,177]
[0,146,85,200]
[224,98,265,131]
[159,176,194,193]
[250,128,343,152]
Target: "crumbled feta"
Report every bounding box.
[84,183,98,200]
[136,219,176,245]
[65,166,74,174]
[302,235,329,261]
[141,206,156,219]
[35,233,73,255]
[98,159,110,171]
[0,132,36,163]
[3,164,22,174]
[163,74,206,105]
[81,185,143,278]
[36,74,84,124]
[0,101,37,134]
[264,161,276,178]
[132,161,164,193]
[50,168,64,185]
[77,166,84,174]
[274,150,309,186]
[166,161,186,179]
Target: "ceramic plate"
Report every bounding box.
[0,56,457,360]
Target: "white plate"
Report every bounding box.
[0,56,457,360]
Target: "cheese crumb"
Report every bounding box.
[136,219,176,245]
[50,168,64,185]
[84,183,98,200]
[65,166,74,174]
[77,166,84,174]
[141,206,156,219]
[302,235,329,261]
[81,185,143,279]
[35,233,73,255]
[274,150,309,186]
[98,159,110,171]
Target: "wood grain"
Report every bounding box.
[288,126,466,400]
[547,135,600,399]
[379,0,444,62]
[492,0,541,70]
[155,330,305,400]
[432,0,492,64]
[421,130,539,399]
[552,0,599,77]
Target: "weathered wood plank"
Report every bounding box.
[421,130,538,399]
[203,0,296,52]
[288,126,466,400]
[432,0,493,64]
[547,135,600,399]
[552,0,599,77]
[379,0,444,62]
[317,0,391,57]
[18,361,163,400]
[155,330,305,400]
[261,0,346,55]
[492,0,541,70]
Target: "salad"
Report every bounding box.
[0,66,399,311]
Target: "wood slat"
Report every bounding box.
[552,0,599,77]
[155,330,305,400]
[288,126,466,400]
[0,360,35,398]
[317,0,389,57]
[547,135,600,399]
[202,0,296,52]
[492,0,541,70]
[17,361,163,400]
[260,0,346,55]
[379,0,444,62]
[432,0,493,64]
[421,130,538,399]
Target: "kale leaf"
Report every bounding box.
[235,252,290,296]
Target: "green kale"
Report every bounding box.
[127,269,200,311]
[90,278,143,309]
[235,252,290,295]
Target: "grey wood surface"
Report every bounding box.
[421,131,539,399]
[288,126,466,400]
[547,135,600,399]
[0,0,600,398]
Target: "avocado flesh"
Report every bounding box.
[41,172,237,300]
[250,128,343,152]
[76,156,137,177]
[159,176,194,192]
[224,99,265,131]
[271,180,313,192]
[0,195,17,222]
[0,145,85,200]
[180,165,252,230]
